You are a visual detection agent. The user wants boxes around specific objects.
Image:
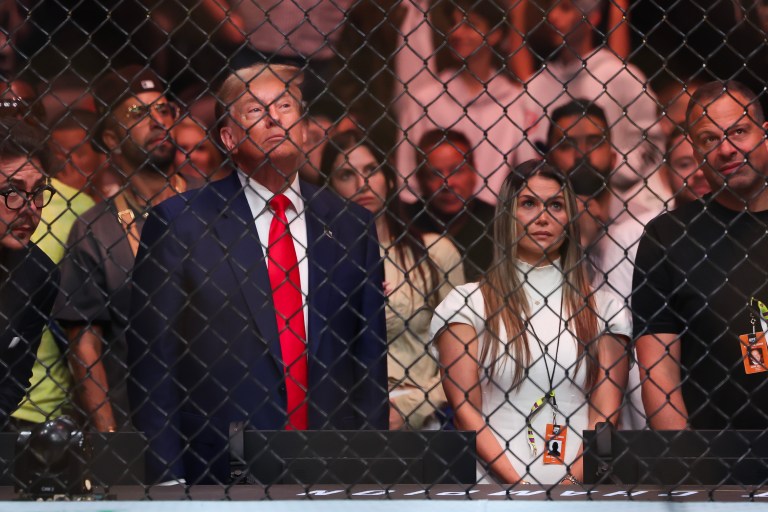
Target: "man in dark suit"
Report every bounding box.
[0,119,58,428]
[128,64,388,484]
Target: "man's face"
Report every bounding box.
[0,157,45,250]
[110,91,177,172]
[220,73,307,172]
[547,0,593,48]
[548,114,616,175]
[447,10,501,61]
[689,92,768,201]
[52,127,104,191]
[418,142,477,216]
[666,135,710,204]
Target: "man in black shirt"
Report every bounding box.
[633,80,768,429]
[405,129,494,282]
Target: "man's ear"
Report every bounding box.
[219,125,238,154]
[101,127,120,152]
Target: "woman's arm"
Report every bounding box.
[437,323,525,484]
[570,333,629,482]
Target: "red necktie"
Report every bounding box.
[267,194,308,430]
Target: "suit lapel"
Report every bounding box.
[302,183,336,357]
[212,173,283,370]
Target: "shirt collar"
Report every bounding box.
[237,170,304,214]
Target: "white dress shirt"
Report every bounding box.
[237,171,309,336]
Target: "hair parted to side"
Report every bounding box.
[0,117,51,176]
[685,80,764,131]
[215,63,306,128]
[479,159,599,388]
[321,129,441,306]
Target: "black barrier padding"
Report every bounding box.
[243,431,476,485]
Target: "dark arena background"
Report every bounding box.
[2,0,768,509]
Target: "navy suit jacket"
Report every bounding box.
[127,173,388,483]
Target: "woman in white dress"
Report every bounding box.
[430,160,630,485]
[322,130,466,430]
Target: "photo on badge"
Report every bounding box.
[739,331,768,375]
[543,423,567,465]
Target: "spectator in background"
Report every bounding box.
[11,106,98,430]
[54,66,184,433]
[634,80,767,430]
[527,0,665,221]
[0,79,46,128]
[397,0,541,205]
[49,109,110,201]
[173,116,227,190]
[431,160,629,484]
[0,119,59,430]
[323,130,465,430]
[407,129,495,282]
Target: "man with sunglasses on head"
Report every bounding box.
[0,118,59,430]
[54,66,185,433]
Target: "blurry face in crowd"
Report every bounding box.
[330,145,387,215]
[173,122,217,180]
[575,193,605,248]
[447,9,501,61]
[689,92,768,201]
[547,0,597,49]
[666,134,710,204]
[548,114,616,175]
[418,142,477,216]
[0,157,46,250]
[515,175,569,265]
[220,73,307,171]
[51,127,104,192]
[300,115,332,184]
[107,91,177,172]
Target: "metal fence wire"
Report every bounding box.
[2,0,768,498]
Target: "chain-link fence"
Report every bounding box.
[1,0,768,500]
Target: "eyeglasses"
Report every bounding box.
[0,185,55,211]
[123,102,179,122]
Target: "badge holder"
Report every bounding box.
[740,305,768,375]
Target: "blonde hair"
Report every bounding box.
[479,160,599,389]
[215,63,305,127]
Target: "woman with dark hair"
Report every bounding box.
[321,130,465,430]
[430,160,630,484]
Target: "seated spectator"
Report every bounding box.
[322,130,465,430]
[406,129,495,282]
[527,0,664,220]
[0,119,59,430]
[49,109,111,201]
[633,80,767,430]
[173,116,228,190]
[431,160,629,484]
[397,0,541,205]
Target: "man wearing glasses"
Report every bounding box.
[0,119,59,429]
[54,66,184,433]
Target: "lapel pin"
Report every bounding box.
[324,226,333,239]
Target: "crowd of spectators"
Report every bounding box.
[1,0,768,488]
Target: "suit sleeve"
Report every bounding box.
[128,205,188,482]
[0,249,58,424]
[354,222,389,429]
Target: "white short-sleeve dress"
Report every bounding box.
[429,260,631,484]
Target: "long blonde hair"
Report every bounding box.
[479,160,599,389]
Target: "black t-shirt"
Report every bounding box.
[404,200,495,282]
[633,199,768,428]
